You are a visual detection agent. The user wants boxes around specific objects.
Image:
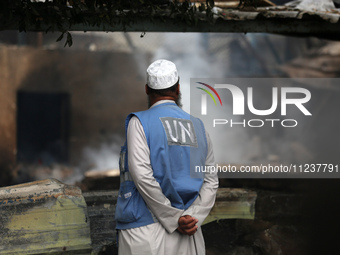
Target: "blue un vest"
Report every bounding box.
[115,102,208,230]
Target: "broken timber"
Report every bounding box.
[0,179,256,254]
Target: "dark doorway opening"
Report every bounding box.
[17,91,70,164]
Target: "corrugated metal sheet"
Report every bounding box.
[213,5,340,23]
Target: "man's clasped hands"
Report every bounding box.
[177,215,199,236]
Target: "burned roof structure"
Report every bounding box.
[1,0,340,44]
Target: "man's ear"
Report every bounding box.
[145,84,150,95]
[176,84,180,95]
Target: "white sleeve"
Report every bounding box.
[181,131,219,228]
[127,116,184,233]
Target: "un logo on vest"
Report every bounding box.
[160,117,198,147]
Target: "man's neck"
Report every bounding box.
[149,96,176,107]
[150,99,175,108]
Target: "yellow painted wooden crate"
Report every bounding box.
[203,188,257,225]
[0,179,92,254]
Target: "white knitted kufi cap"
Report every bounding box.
[147,59,178,90]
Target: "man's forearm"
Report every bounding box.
[181,131,219,227]
[127,116,184,233]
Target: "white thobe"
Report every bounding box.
[118,100,219,255]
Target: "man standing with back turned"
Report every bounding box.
[115,59,219,255]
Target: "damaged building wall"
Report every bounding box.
[0,44,149,186]
[0,46,34,186]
